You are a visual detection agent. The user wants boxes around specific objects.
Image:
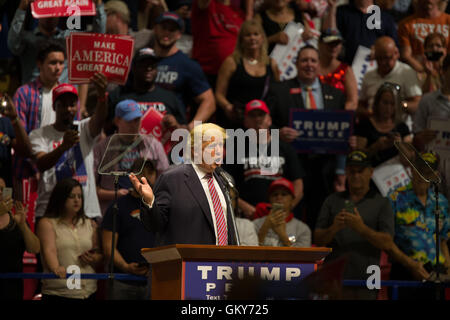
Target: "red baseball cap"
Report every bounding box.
[245,99,269,117]
[268,178,295,197]
[52,84,78,104]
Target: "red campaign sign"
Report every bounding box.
[139,104,174,155]
[31,0,96,18]
[68,33,134,85]
[140,105,165,140]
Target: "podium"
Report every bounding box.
[142,244,331,300]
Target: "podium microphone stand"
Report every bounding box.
[216,167,241,246]
[394,141,444,300]
[97,134,147,300]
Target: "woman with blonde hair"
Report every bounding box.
[215,19,280,128]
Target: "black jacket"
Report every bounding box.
[140,163,237,246]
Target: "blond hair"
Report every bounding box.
[232,19,270,66]
[185,123,226,163]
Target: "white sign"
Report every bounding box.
[351,45,377,92]
[270,22,305,81]
[427,117,450,159]
[372,156,411,197]
[427,117,450,199]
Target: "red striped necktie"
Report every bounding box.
[204,173,228,246]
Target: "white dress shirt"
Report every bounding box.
[192,163,228,245]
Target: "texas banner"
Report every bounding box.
[289,109,354,154]
[31,0,96,18]
[67,33,134,85]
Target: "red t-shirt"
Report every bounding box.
[191,0,244,75]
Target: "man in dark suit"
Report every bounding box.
[267,45,347,233]
[130,123,238,246]
[269,45,346,141]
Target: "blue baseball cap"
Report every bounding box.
[115,99,142,121]
[155,12,184,30]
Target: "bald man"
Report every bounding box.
[359,36,422,121]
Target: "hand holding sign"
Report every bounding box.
[162,114,181,130]
[272,32,289,45]
[280,126,300,143]
[90,72,107,97]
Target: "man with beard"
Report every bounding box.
[153,12,215,131]
[29,74,108,221]
[107,47,186,136]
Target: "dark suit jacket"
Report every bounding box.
[140,163,237,246]
[267,78,346,128]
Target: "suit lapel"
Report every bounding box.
[183,164,215,231]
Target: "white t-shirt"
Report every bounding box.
[191,163,228,245]
[29,118,101,218]
[253,216,312,247]
[235,217,259,246]
[360,60,422,109]
[40,87,56,127]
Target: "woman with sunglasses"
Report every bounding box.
[352,82,413,166]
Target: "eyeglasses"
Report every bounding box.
[381,82,401,92]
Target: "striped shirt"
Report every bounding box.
[13,78,45,180]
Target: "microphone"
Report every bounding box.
[216,166,236,189]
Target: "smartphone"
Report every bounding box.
[271,203,284,212]
[425,51,443,62]
[344,200,355,213]
[2,187,12,200]
[137,262,150,268]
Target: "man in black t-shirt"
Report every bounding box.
[106,48,186,135]
[224,99,305,219]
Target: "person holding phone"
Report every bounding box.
[29,74,109,222]
[0,92,33,188]
[37,178,103,301]
[421,32,448,93]
[253,178,311,247]
[0,177,40,300]
[315,151,395,300]
[101,158,158,300]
